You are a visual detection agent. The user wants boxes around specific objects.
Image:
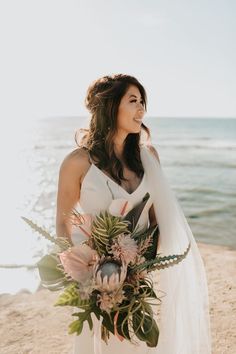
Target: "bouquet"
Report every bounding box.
[23,192,190,348]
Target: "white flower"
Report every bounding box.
[108,199,133,217]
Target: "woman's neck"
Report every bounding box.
[113,133,126,160]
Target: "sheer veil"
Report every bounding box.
[140,145,212,354]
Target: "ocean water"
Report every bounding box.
[0,116,235,294]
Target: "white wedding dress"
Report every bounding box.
[71,145,212,354]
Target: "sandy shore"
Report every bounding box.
[0,242,235,354]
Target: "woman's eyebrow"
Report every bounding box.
[128,94,142,99]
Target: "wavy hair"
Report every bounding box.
[76,74,151,184]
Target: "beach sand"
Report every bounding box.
[0,242,235,354]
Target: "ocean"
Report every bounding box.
[0,116,235,294]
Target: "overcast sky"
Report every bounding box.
[0,0,235,122]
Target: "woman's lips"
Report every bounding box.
[134,118,142,123]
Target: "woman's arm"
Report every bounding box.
[56,149,88,240]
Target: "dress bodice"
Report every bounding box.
[71,160,153,246]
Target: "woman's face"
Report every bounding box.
[116,85,145,137]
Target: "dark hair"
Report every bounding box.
[76,74,151,184]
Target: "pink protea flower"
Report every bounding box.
[97,292,113,312]
[97,288,125,313]
[79,279,96,300]
[94,259,127,292]
[59,244,99,283]
[111,234,138,264]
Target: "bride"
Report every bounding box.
[56,74,211,354]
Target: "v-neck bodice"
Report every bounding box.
[90,162,145,196]
[71,158,153,245]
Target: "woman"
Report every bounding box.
[56,74,211,354]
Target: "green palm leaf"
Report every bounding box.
[91,212,129,255]
[54,283,91,308]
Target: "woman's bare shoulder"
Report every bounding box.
[59,147,90,177]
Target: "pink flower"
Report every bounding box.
[111,234,138,264]
[59,244,99,283]
[97,288,125,313]
[94,259,127,292]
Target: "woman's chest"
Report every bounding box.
[78,164,152,216]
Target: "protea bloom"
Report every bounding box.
[59,244,99,283]
[94,259,127,292]
[98,288,125,312]
[111,233,138,264]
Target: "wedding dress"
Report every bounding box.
[71,145,212,354]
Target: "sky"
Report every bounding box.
[0,0,236,122]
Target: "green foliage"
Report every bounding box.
[69,309,93,334]
[68,319,84,335]
[116,311,131,340]
[22,196,192,349]
[22,216,72,250]
[91,212,129,256]
[54,283,91,309]
[133,242,191,273]
[132,309,159,347]
[37,254,70,291]
[124,192,150,232]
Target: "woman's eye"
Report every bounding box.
[130,100,144,105]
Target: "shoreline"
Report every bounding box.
[0,242,235,353]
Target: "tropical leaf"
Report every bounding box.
[54,283,91,308]
[91,212,129,255]
[123,192,150,232]
[133,242,191,273]
[132,310,159,347]
[116,311,131,340]
[68,319,84,335]
[132,224,160,260]
[22,216,72,250]
[37,254,70,291]
[143,225,159,260]
[72,309,93,331]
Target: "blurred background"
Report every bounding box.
[0,0,235,294]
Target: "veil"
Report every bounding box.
[140,145,212,354]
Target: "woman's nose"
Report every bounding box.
[137,103,144,113]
